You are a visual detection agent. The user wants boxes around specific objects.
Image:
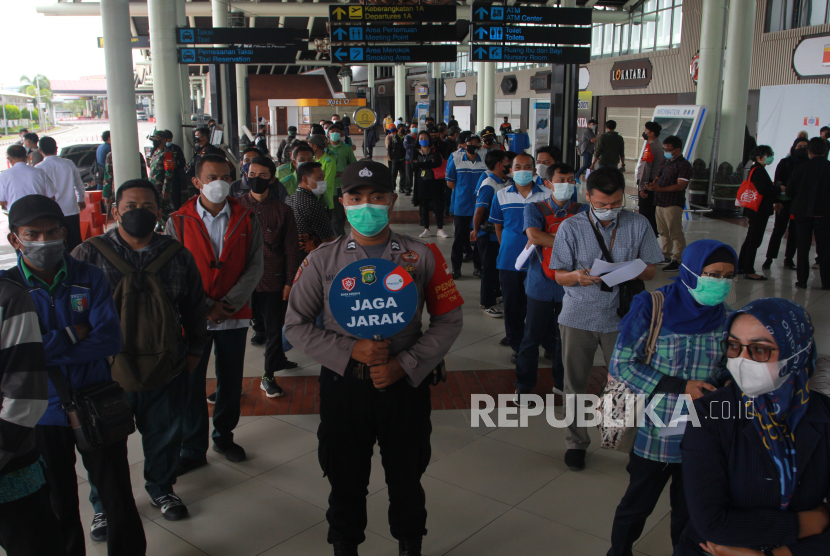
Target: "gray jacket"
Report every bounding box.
[636,138,667,191]
[580,127,596,156]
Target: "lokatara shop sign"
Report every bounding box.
[610,59,652,90]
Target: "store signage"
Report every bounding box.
[610,58,652,89]
[296,98,367,107]
[329,4,455,24]
[176,27,307,45]
[330,23,456,43]
[471,45,590,64]
[471,25,590,45]
[470,2,591,25]
[378,85,387,95]
[418,86,429,96]
[177,46,301,64]
[331,45,457,63]
[97,36,150,49]
[793,33,830,79]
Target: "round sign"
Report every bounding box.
[690,52,699,84]
[353,108,377,130]
[329,258,418,340]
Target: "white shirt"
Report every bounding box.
[35,155,85,217]
[196,197,248,331]
[0,162,57,209]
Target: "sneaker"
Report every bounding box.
[419,229,430,238]
[564,448,586,471]
[551,385,565,396]
[483,305,504,318]
[175,456,207,477]
[212,441,246,463]
[260,376,284,398]
[250,332,266,346]
[282,361,299,370]
[513,389,535,408]
[150,493,189,521]
[472,268,481,277]
[89,513,107,543]
[662,260,681,272]
[437,229,449,238]
[206,391,216,404]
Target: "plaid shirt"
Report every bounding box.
[609,299,730,463]
[654,155,692,208]
[238,193,301,292]
[286,188,335,255]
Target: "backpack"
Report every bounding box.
[533,201,582,279]
[91,160,105,185]
[88,237,185,393]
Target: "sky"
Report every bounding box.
[0,1,110,91]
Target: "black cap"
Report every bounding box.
[645,121,662,135]
[341,160,393,194]
[9,195,67,229]
[288,126,297,134]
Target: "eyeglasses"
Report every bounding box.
[701,271,735,280]
[722,340,779,362]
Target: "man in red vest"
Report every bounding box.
[166,154,264,473]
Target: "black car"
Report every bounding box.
[59,144,100,189]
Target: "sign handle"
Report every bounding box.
[373,334,387,392]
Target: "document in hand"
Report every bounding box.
[589,258,647,287]
[515,243,535,271]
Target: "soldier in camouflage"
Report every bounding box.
[103,151,148,207]
[149,129,178,221]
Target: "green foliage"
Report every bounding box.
[20,108,39,120]
[2,104,21,120]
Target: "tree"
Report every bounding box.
[20,108,39,121]
[2,104,21,120]
[19,74,51,94]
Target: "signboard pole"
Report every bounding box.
[548,64,579,168]
[1,94,7,137]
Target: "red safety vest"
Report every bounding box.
[534,200,582,280]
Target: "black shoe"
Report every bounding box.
[451,270,461,280]
[472,268,481,277]
[543,350,552,361]
[762,258,773,270]
[399,537,422,556]
[206,391,216,404]
[89,513,107,542]
[281,360,299,370]
[462,253,473,263]
[564,449,586,471]
[260,376,284,398]
[250,332,266,346]
[662,260,680,272]
[784,260,797,270]
[513,389,533,408]
[151,493,189,521]
[175,456,207,477]
[334,542,359,556]
[499,337,510,346]
[796,282,808,289]
[511,352,518,364]
[212,441,247,463]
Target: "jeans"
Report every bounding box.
[181,327,248,460]
[318,367,431,545]
[575,152,592,181]
[451,215,479,273]
[36,425,146,556]
[515,298,562,391]
[796,216,830,288]
[737,208,770,274]
[0,484,67,556]
[259,291,289,378]
[477,236,500,308]
[499,269,527,352]
[607,453,689,556]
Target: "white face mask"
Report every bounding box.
[200,180,230,204]
[536,163,550,179]
[727,344,810,397]
[311,180,328,196]
[552,182,574,202]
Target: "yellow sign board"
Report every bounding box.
[353,108,377,130]
[296,98,367,107]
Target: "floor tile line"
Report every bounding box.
[251,518,330,556]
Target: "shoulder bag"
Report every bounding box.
[588,212,645,318]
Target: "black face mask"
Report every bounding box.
[466,145,479,156]
[248,176,270,194]
[795,147,808,158]
[642,132,649,141]
[120,208,158,238]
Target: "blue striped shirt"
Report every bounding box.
[447,151,486,217]
[490,183,550,271]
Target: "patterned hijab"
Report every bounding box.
[725,298,816,509]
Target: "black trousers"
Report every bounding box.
[0,484,66,556]
[419,196,445,229]
[477,235,500,308]
[607,453,689,556]
[35,425,146,556]
[318,367,431,546]
[766,200,798,261]
[737,209,770,275]
[500,269,527,352]
[390,159,406,192]
[451,215,480,273]
[638,191,658,237]
[259,291,289,378]
[404,162,414,194]
[64,214,83,252]
[251,291,265,335]
[796,216,830,287]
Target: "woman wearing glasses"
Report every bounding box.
[606,239,738,556]
[676,297,830,555]
[737,145,778,281]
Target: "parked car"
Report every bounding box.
[59,143,100,188]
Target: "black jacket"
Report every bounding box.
[747,162,777,216]
[677,384,830,555]
[786,156,830,218]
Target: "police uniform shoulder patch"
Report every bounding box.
[390,241,401,251]
[347,240,357,250]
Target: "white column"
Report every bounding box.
[695,0,728,163]
[234,8,248,140]
[394,64,406,122]
[342,74,351,94]
[149,0,183,146]
[482,62,495,132]
[213,0,230,144]
[101,0,140,186]
[475,62,484,133]
[176,0,193,159]
[717,0,755,167]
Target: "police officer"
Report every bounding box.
[285,160,464,556]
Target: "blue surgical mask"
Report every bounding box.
[664,151,674,159]
[419,139,430,147]
[763,155,775,166]
[166,142,172,147]
[513,170,534,186]
[329,132,341,142]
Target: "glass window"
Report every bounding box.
[592,25,603,56]
[641,20,656,52]
[603,23,614,55]
[672,6,683,45]
[656,9,672,47]
[620,24,630,55]
[811,0,828,24]
[630,20,642,54]
[766,0,830,31]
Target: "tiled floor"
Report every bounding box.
[6,204,830,556]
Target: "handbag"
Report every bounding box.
[588,212,645,318]
[47,367,135,451]
[735,167,763,212]
[598,291,664,452]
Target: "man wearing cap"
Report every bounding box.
[0,145,56,211]
[309,135,340,234]
[637,122,665,237]
[2,195,146,556]
[285,160,464,556]
[35,136,86,251]
[277,126,298,165]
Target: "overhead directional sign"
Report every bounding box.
[471,25,591,45]
[470,45,591,64]
[177,46,301,64]
[176,27,308,45]
[331,45,457,63]
[330,23,457,43]
[329,4,456,23]
[470,2,592,25]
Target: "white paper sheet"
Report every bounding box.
[515,243,535,271]
[658,416,689,437]
[588,258,647,288]
[588,259,633,276]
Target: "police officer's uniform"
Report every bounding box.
[285,161,464,555]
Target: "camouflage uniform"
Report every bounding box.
[149,148,176,220]
[103,152,148,202]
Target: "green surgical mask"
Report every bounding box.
[683,265,732,306]
[345,203,390,237]
[763,155,774,166]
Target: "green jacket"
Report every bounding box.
[326,142,357,191]
[595,131,626,167]
[317,155,337,209]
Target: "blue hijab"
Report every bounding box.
[725,298,815,510]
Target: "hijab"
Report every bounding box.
[725,298,816,509]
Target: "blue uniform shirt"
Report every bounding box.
[489,183,550,272]
[523,199,589,302]
[475,171,508,241]
[447,151,486,217]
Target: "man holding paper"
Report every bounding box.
[549,167,663,471]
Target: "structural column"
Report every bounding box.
[475,62,485,133]
[176,0,193,159]
[694,0,728,165]
[149,0,184,147]
[717,0,755,167]
[234,7,249,140]
[394,64,406,122]
[101,0,140,186]
[213,0,231,145]
[482,62,495,133]
[368,63,376,111]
